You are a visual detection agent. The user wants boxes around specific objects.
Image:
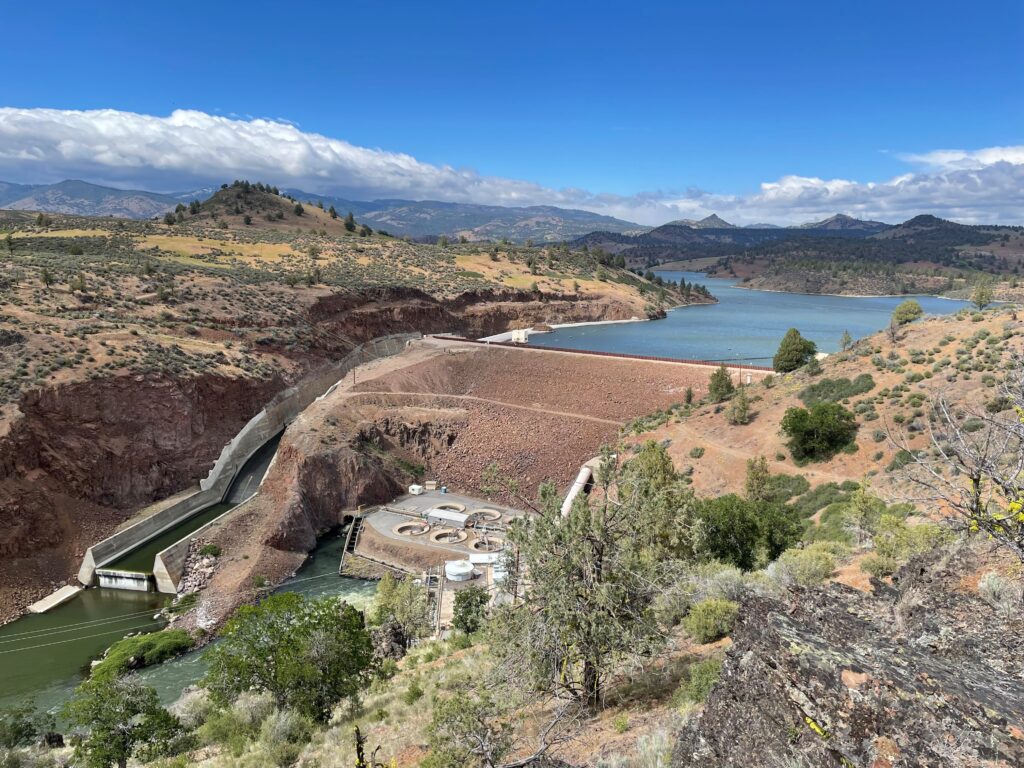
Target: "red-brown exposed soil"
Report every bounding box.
[179,338,722,629]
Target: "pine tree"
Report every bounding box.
[773,328,817,373]
[840,329,853,351]
[344,212,356,232]
[708,364,735,403]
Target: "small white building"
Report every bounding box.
[426,508,469,529]
[510,328,529,344]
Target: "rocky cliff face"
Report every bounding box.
[305,287,651,345]
[672,543,1024,767]
[0,372,284,621]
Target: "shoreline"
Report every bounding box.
[717,281,962,301]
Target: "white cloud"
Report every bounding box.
[901,145,1024,171]
[0,107,1021,226]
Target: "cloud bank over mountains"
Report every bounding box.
[0,107,1020,226]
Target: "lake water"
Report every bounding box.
[528,272,972,363]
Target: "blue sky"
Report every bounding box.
[0,0,1021,224]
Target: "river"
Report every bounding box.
[0,529,376,713]
[528,272,972,362]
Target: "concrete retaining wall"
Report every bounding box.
[78,333,420,590]
[152,493,260,594]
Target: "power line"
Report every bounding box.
[0,569,363,652]
[0,608,163,642]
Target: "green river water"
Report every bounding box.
[0,529,376,712]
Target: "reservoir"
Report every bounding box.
[528,272,973,362]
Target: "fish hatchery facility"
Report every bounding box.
[340,486,525,633]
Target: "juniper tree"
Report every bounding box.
[726,386,751,424]
[892,299,923,326]
[492,446,684,709]
[707,364,735,402]
[773,328,817,373]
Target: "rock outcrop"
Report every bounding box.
[672,543,1024,767]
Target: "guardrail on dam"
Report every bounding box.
[77,333,421,592]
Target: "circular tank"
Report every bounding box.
[445,560,474,581]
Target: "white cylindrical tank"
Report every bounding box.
[444,560,474,582]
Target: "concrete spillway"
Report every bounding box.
[96,432,283,590]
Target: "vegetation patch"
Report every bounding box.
[799,374,875,406]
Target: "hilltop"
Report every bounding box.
[0,177,645,243]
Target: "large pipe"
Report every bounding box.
[561,465,593,516]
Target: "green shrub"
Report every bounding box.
[674,658,723,704]
[799,374,875,407]
[402,679,425,705]
[860,554,897,579]
[770,547,836,587]
[683,599,739,644]
[689,446,705,459]
[198,543,221,557]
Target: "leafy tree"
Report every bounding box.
[707,364,735,403]
[370,571,431,641]
[63,676,181,768]
[40,267,54,290]
[972,276,994,310]
[891,299,923,326]
[452,585,490,634]
[773,328,817,373]
[0,700,53,748]
[726,386,751,425]
[344,211,356,232]
[693,494,801,569]
[692,495,761,570]
[163,212,176,225]
[839,329,853,351]
[781,402,858,461]
[204,593,374,723]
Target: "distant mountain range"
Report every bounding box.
[0,180,198,219]
[575,211,1021,276]
[0,178,646,242]
[3,178,1006,250]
